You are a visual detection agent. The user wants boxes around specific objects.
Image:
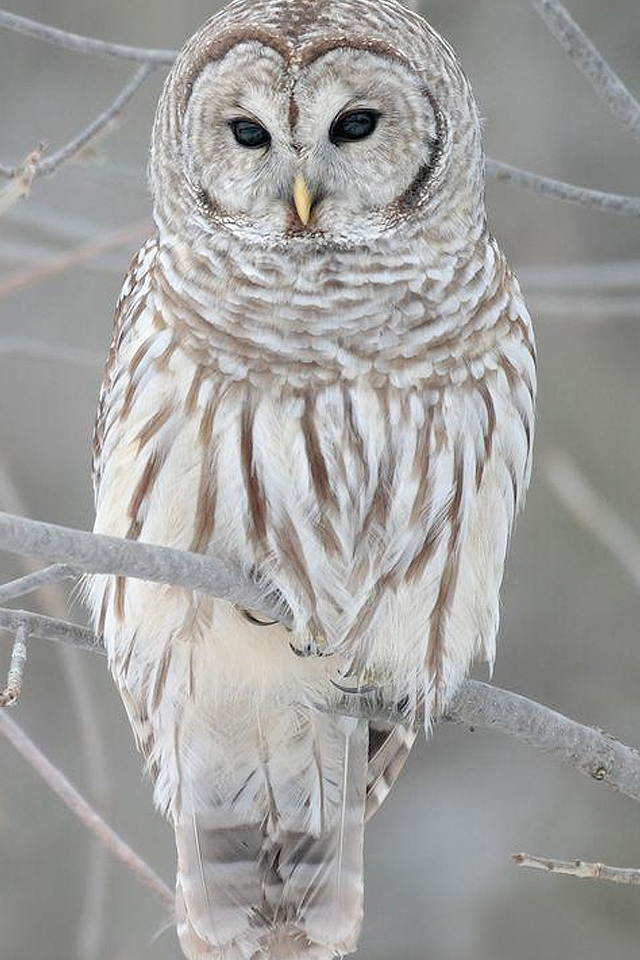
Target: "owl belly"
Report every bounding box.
[92,331,519,758]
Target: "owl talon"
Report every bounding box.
[240,607,279,627]
[330,676,378,696]
[289,637,332,658]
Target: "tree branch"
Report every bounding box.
[531,0,640,146]
[0,220,150,299]
[0,10,176,64]
[0,510,288,626]
[0,708,174,912]
[513,852,640,886]
[36,65,153,178]
[2,511,640,806]
[486,159,640,218]
[545,450,640,591]
[332,681,640,803]
[0,607,103,651]
[0,564,78,603]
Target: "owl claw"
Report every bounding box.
[330,676,378,696]
[289,637,332,658]
[240,608,279,627]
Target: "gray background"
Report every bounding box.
[1,0,640,958]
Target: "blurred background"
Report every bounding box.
[1,0,640,958]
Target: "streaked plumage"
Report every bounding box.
[87,1,536,957]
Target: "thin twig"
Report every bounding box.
[0,624,27,706]
[531,0,640,146]
[519,260,640,292]
[514,852,640,886]
[0,607,103,651]
[529,293,640,321]
[36,65,153,178]
[0,145,44,216]
[486,159,640,218]
[0,708,174,911]
[0,339,102,367]
[0,10,177,64]
[0,219,150,299]
[545,451,640,592]
[0,564,78,603]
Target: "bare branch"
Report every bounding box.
[519,259,640,292]
[545,451,640,591]
[514,852,640,886]
[0,10,177,64]
[0,461,112,960]
[0,624,27,706]
[0,511,288,626]
[486,159,640,218]
[0,339,102,367]
[529,293,640,322]
[0,607,103,651]
[333,680,640,803]
[0,564,78,603]
[36,65,153,178]
[0,219,150,299]
[0,708,174,911]
[1,511,640,805]
[446,682,640,804]
[0,145,44,215]
[531,0,640,146]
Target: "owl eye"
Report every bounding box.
[229,118,271,149]
[329,109,380,144]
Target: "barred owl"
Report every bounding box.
[88,0,536,957]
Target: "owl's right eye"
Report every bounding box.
[229,118,271,149]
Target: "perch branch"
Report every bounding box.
[513,852,640,886]
[0,10,176,64]
[2,512,640,804]
[0,708,174,911]
[0,510,287,626]
[334,681,640,803]
[531,0,640,146]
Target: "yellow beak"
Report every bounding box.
[293,174,313,225]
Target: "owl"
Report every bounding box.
[88,0,536,957]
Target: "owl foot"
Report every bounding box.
[289,634,333,658]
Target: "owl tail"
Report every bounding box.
[174,713,368,960]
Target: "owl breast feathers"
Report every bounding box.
[87,0,536,957]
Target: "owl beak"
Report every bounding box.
[292,175,313,225]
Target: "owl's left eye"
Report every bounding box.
[329,109,380,144]
[229,118,271,149]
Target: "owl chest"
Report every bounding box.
[103,339,437,585]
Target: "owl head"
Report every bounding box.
[150,0,485,249]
